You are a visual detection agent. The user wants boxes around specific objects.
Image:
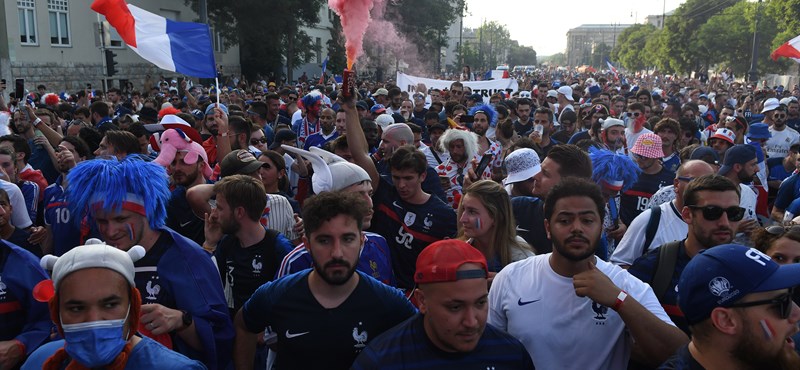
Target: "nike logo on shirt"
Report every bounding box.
[285,330,309,338]
[179,220,193,227]
[518,298,540,306]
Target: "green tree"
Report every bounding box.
[764,0,800,71]
[188,0,324,81]
[590,43,612,69]
[507,42,537,67]
[385,0,464,72]
[474,21,512,70]
[326,13,347,74]
[612,24,657,72]
[660,0,741,73]
[455,41,481,71]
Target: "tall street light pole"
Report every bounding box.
[748,0,762,83]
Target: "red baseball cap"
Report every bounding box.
[414,240,488,284]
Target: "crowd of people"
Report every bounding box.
[0,68,799,369]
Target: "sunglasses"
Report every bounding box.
[687,205,745,221]
[774,113,787,120]
[677,176,695,182]
[729,290,794,320]
[765,225,800,236]
[250,138,268,145]
[626,112,642,118]
[288,96,298,101]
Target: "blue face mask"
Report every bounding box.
[61,308,130,368]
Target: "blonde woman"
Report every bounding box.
[457,180,534,275]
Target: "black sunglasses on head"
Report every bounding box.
[687,205,745,221]
[765,225,800,237]
[729,290,794,320]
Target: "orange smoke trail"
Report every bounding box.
[328,0,375,69]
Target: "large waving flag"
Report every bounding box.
[771,34,800,63]
[91,0,217,78]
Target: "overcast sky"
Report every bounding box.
[463,0,687,56]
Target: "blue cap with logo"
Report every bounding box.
[718,144,756,176]
[678,244,800,325]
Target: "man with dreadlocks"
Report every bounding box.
[64,157,233,370]
[291,90,324,149]
[589,147,641,259]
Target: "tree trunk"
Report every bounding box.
[286,28,295,83]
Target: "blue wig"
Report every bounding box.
[589,147,641,193]
[300,90,323,110]
[468,103,498,127]
[66,157,171,230]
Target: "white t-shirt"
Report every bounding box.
[610,201,688,266]
[648,185,676,208]
[489,254,674,370]
[734,183,758,246]
[420,145,449,169]
[1,180,32,228]
[625,127,653,153]
[766,126,800,159]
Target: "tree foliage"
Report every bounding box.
[611,24,657,71]
[326,13,347,74]
[186,0,324,81]
[385,0,464,69]
[507,42,537,67]
[608,0,797,78]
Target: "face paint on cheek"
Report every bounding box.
[760,319,774,341]
[126,223,135,241]
[475,217,481,231]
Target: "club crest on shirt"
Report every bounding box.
[145,276,161,301]
[423,213,433,229]
[404,212,416,227]
[591,301,608,324]
[252,256,263,275]
[352,322,368,349]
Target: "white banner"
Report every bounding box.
[396,72,519,104]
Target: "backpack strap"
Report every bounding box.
[642,206,662,257]
[651,241,682,302]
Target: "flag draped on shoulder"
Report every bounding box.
[771,34,800,63]
[91,0,217,78]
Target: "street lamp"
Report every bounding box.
[748,0,762,83]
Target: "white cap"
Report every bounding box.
[41,239,146,289]
[503,148,541,186]
[546,90,558,98]
[375,114,395,129]
[601,118,625,130]
[780,97,797,106]
[519,91,532,99]
[762,98,780,113]
[557,86,574,101]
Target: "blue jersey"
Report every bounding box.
[241,270,416,370]
[0,241,52,357]
[276,232,395,286]
[302,130,339,151]
[620,167,675,226]
[22,336,206,370]
[18,180,39,223]
[369,176,457,290]
[351,314,534,370]
[134,228,233,370]
[662,152,681,173]
[775,172,800,211]
[658,344,704,370]
[44,176,81,256]
[767,157,792,183]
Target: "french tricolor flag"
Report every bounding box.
[91,0,217,78]
[771,33,800,64]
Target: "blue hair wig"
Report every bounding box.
[468,104,498,127]
[589,147,641,193]
[300,90,323,110]
[66,157,171,230]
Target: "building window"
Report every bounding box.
[18,0,37,45]
[48,0,70,46]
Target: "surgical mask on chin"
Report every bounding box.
[61,306,130,368]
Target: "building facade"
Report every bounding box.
[0,0,240,93]
[565,24,632,67]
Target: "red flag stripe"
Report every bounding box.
[91,0,137,47]
[771,42,800,61]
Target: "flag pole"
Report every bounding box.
[215,77,220,107]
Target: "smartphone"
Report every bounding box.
[475,154,493,177]
[15,79,24,103]
[462,115,474,124]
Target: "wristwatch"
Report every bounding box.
[179,310,193,331]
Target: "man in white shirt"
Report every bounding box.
[489,177,688,369]
[611,160,715,267]
[766,104,800,159]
